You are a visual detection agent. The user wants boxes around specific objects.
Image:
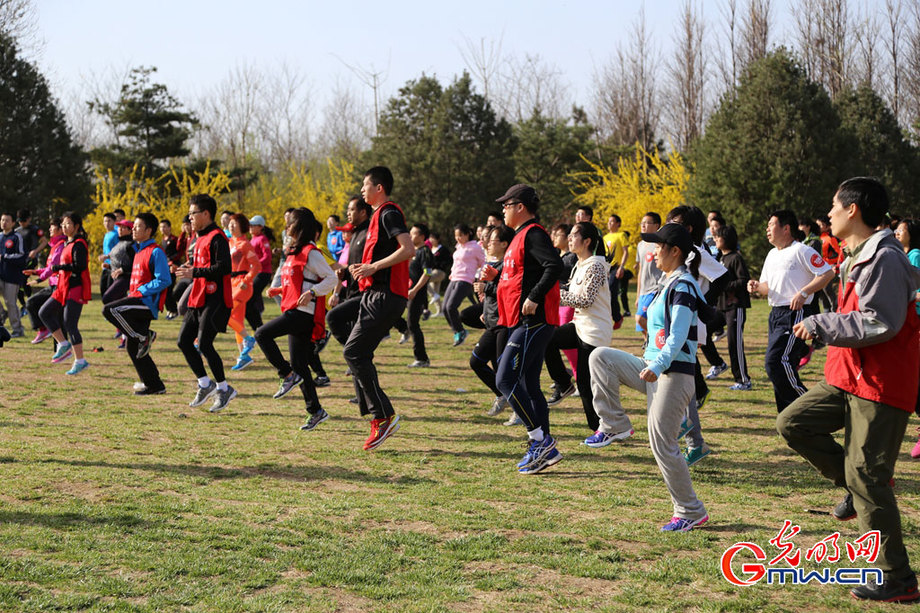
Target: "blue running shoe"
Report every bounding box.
[661,515,709,532]
[519,447,563,474]
[583,428,634,448]
[51,341,73,363]
[65,360,89,375]
[241,335,256,356]
[231,354,254,371]
[516,435,556,470]
[684,444,711,466]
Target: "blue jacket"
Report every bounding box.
[0,230,26,284]
[132,239,172,318]
[643,267,702,376]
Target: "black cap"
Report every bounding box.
[641,222,693,256]
[495,184,539,208]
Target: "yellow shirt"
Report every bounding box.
[604,231,627,267]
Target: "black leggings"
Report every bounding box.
[470,326,508,396]
[544,322,599,431]
[26,286,53,330]
[177,306,226,382]
[39,298,83,345]
[255,309,321,413]
[245,272,272,330]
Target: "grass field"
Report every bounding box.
[0,296,918,612]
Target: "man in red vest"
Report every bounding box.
[346,166,415,451]
[102,213,171,395]
[494,184,563,474]
[778,177,920,603]
[175,194,236,413]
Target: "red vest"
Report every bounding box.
[824,281,920,412]
[280,244,326,342]
[128,243,167,311]
[359,202,409,299]
[497,223,560,327]
[188,228,232,309]
[51,238,92,305]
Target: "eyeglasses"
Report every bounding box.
[189,210,204,215]
[501,201,521,209]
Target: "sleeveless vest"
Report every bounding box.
[280,243,327,342]
[359,202,409,299]
[51,238,92,305]
[188,228,232,309]
[127,243,167,311]
[497,223,560,327]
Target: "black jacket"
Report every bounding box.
[716,250,751,310]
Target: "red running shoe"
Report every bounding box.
[363,415,401,451]
[798,346,815,368]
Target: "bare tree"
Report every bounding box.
[903,0,920,139]
[593,8,660,152]
[739,0,773,68]
[794,0,851,99]
[259,63,313,170]
[458,34,504,104]
[665,0,708,151]
[853,3,882,89]
[0,0,38,50]
[715,0,741,93]
[331,54,388,136]
[500,54,570,123]
[195,63,264,171]
[316,81,372,161]
[884,0,905,120]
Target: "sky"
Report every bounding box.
[30,0,796,129]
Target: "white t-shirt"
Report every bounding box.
[759,241,831,307]
[695,248,727,295]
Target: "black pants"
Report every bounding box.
[255,309,321,413]
[39,297,83,345]
[26,286,53,330]
[443,280,473,333]
[343,289,407,419]
[700,328,726,369]
[608,266,622,321]
[460,302,486,330]
[724,306,750,384]
[327,294,362,346]
[99,268,112,297]
[174,279,192,317]
[102,276,130,305]
[245,272,272,330]
[544,322,599,431]
[102,296,163,389]
[765,306,808,412]
[406,288,429,362]
[495,322,555,435]
[164,272,178,314]
[618,269,633,313]
[470,326,508,396]
[177,305,227,382]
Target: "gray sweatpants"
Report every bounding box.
[0,280,23,334]
[589,348,707,520]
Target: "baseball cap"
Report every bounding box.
[116,220,134,229]
[495,184,539,208]
[335,223,355,232]
[640,222,693,255]
[249,215,266,227]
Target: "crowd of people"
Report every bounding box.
[2,170,920,601]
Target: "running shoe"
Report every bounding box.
[661,515,709,532]
[851,573,920,602]
[231,354,254,371]
[117,337,126,350]
[241,335,256,357]
[65,360,89,376]
[134,383,166,396]
[300,409,329,431]
[517,435,557,471]
[705,363,728,380]
[407,360,430,368]
[364,415,401,451]
[519,447,562,474]
[799,345,816,368]
[547,382,576,406]
[697,389,712,411]
[313,375,331,387]
[452,329,468,347]
[314,330,331,354]
[729,381,753,391]
[833,492,857,521]
[51,341,72,363]
[504,412,523,426]
[273,372,303,399]
[487,396,508,416]
[9,329,23,338]
[911,428,920,459]
[613,317,623,330]
[189,381,217,407]
[684,444,711,466]
[583,428,634,447]
[677,417,692,439]
[31,328,52,344]
[398,333,410,345]
[209,385,237,412]
[136,330,156,360]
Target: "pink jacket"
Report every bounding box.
[450,240,486,284]
[38,234,66,285]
